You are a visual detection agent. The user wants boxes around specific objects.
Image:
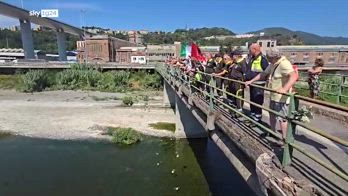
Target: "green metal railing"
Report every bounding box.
[157,64,348,182]
[296,72,348,105]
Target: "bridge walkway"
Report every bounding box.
[158,65,348,196]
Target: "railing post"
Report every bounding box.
[337,75,343,104]
[209,78,214,111]
[282,93,298,166]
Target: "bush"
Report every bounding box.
[21,70,50,92]
[130,71,162,90]
[97,71,130,91]
[55,69,102,89]
[122,96,134,106]
[106,127,141,145]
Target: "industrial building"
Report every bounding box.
[76,35,137,63]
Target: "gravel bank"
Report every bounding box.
[0,90,176,140]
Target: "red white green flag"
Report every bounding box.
[180,42,206,61]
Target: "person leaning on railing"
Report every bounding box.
[244,43,270,122]
[213,55,228,98]
[245,48,298,141]
[307,58,324,99]
[226,50,246,112]
[203,54,216,95]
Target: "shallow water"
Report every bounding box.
[0,135,254,196]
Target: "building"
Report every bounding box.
[252,39,348,65]
[115,46,146,64]
[0,48,77,62]
[146,44,176,62]
[128,30,144,45]
[200,46,220,56]
[277,45,348,65]
[257,39,277,53]
[234,34,255,38]
[76,35,137,63]
[139,30,149,35]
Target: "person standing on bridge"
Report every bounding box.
[245,43,269,122]
[226,50,246,112]
[212,55,228,99]
[245,48,298,140]
[203,54,216,96]
[308,58,324,99]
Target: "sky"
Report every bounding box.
[0,0,348,37]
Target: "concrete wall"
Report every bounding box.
[163,80,207,138]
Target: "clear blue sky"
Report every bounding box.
[1,0,348,37]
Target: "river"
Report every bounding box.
[0,135,255,196]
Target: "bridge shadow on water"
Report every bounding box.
[172,93,256,195]
[186,138,256,196]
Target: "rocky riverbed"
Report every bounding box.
[0,90,176,140]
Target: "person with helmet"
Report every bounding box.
[245,43,269,122]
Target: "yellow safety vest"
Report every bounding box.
[251,55,263,72]
[195,72,202,81]
[236,57,244,64]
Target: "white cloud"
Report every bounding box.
[0,16,19,28]
[48,2,102,11]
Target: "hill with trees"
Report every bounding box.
[249,27,348,45]
[143,27,234,45]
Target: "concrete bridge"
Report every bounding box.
[0,1,91,61]
[158,65,348,196]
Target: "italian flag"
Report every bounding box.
[180,42,206,61]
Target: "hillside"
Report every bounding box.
[249,27,348,45]
[143,27,234,45]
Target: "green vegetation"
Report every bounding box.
[106,127,142,145]
[122,95,135,106]
[149,122,175,132]
[0,132,12,139]
[21,70,50,92]
[295,72,348,107]
[0,64,162,93]
[0,75,22,89]
[143,27,234,45]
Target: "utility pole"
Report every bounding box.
[80,9,87,64]
[6,37,9,48]
[20,0,23,8]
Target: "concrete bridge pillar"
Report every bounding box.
[56,29,67,61]
[163,81,175,108]
[19,19,35,59]
[174,93,207,138]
